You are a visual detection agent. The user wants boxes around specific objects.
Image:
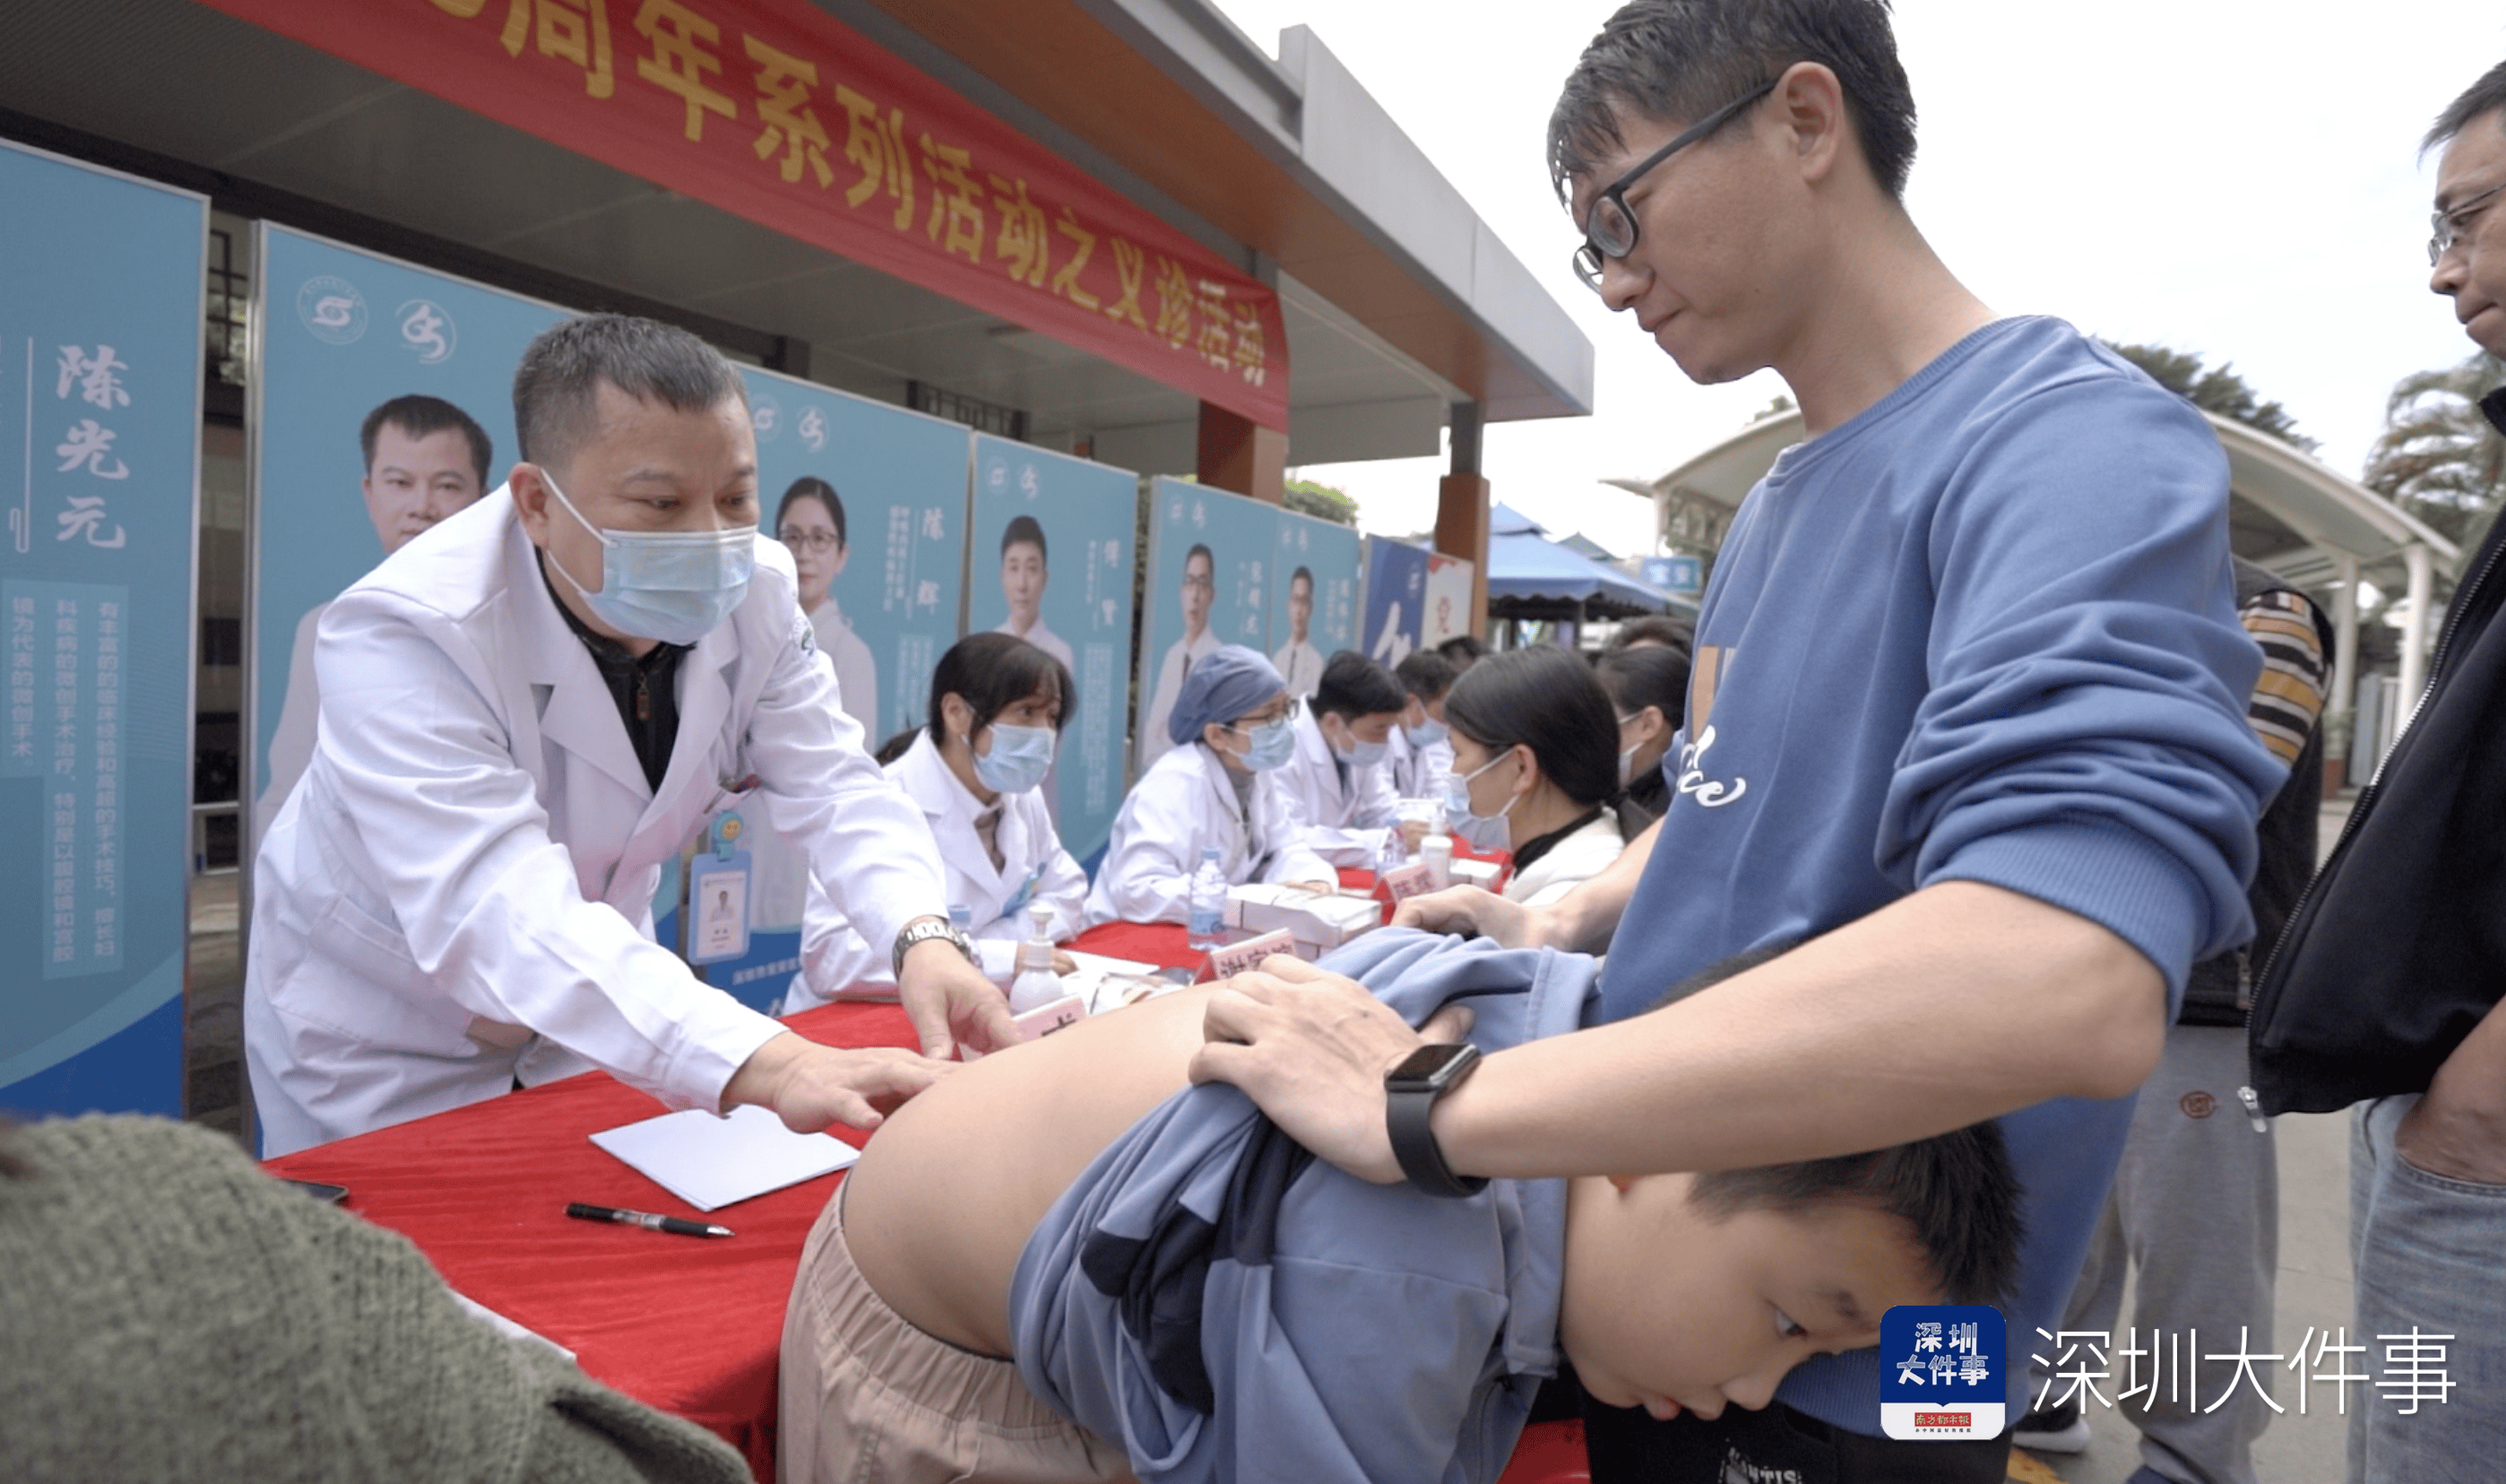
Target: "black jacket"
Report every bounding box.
[2246,388,2506,1114]
[2180,561,2332,1027]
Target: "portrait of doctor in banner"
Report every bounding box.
[255,394,493,839]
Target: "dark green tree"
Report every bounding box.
[1283,476,1359,527]
[2363,351,2506,574]
[2099,341,2319,453]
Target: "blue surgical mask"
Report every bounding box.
[1405,716,1447,748]
[1443,750,1518,851]
[972,720,1054,795]
[540,470,756,645]
[1328,716,1388,769]
[1235,716,1296,772]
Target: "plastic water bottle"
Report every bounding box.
[1007,902,1063,1014]
[1187,847,1227,951]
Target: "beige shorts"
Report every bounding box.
[778,1191,1135,1484]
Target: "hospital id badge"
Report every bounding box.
[688,812,752,965]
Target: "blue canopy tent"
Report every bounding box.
[1483,504,1686,622]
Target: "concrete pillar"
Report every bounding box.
[2398,542,2434,731]
[1197,401,1285,505]
[1435,402,1489,636]
[2328,552,2359,785]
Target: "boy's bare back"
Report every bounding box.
[840,988,1218,1358]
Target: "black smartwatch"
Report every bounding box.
[1385,1041,1488,1197]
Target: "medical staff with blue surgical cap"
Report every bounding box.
[1084,646,1336,926]
[245,315,1014,1158]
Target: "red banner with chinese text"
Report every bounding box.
[202,0,1287,428]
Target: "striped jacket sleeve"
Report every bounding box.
[2238,588,2329,764]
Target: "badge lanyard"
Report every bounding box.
[687,810,754,965]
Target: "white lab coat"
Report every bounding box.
[252,600,327,842]
[1136,627,1220,769]
[995,616,1076,677]
[1384,724,1454,803]
[1272,708,1400,867]
[1084,742,1335,926]
[244,491,948,1157]
[1271,638,1324,697]
[1504,807,1628,908]
[808,597,879,738]
[785,729,1087,1009]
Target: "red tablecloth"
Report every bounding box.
[263,927,1586,1484]
[264,1001,916,1483]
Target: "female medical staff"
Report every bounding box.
[787,633,1089,1009]
[1594,642,1688,821]
[1441,646,1651,908]
[1084,646,1336,926]
[777,477,879,737]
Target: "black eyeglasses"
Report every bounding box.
[1571,80,1777,292]
[2430,178,2506,266]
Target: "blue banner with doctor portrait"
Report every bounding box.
[251,226,569,849]
[1135,478,1278,773]
[0,142,205,1117]
[966,436,1135,866]
[1266,509,1361,696]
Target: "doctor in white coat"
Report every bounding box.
[787,631,1088,1008]
[1383,647,1459,802]
[1272,650,1422,867]
[245,315,1012,1158]
[1084,646,1335,926]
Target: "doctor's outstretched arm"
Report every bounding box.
[722,1032,953,1135]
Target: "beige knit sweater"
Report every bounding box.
[0,1115,753,1483]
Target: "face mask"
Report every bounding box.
[1405,716,1447,749]
[540,470,756,645]
[972,720,1054,795]
[1235,717,1296,772]
[1328,716,1388,769]
[1443,750,1518,851]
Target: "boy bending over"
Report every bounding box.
[781,934,2019,1484]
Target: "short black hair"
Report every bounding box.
[1291,565,1313,591]
[1313,650,1405,720]
[1445,645,1627,819]
[1603,613,1694,655]
[1595,642,1689,727]
[927,630,1074,740]
[511,314,747,474]
[1550,0,1918,202]
[1436,634,1490,669]
[1186,542,1214,572]
[2428,62,2506,153]
[1395,648,1458,704]
[360,394,492,487]
[1002,513,1047,563]
[1647,945,2023,1308]
[777,477,848,548]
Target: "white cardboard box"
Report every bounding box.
[1224,882,1380,953]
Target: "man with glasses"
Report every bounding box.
[2245,63,2506,1480]
[1138,543,1221,769]
[1186,4,2279,1481]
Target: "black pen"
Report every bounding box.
[565,1201,734,1238]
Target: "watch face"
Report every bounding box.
[1387,1042,1474,1092]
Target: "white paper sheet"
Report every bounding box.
[587,1102,860,1212]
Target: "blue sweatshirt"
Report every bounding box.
[1597,316,2281,1430]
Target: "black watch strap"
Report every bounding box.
[1386,1047,1488,1198]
